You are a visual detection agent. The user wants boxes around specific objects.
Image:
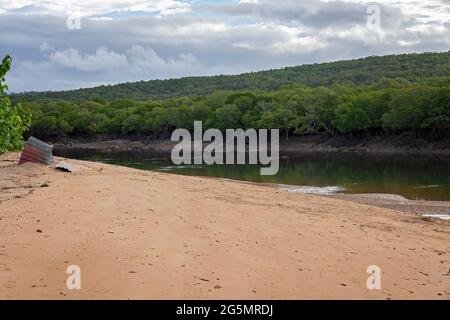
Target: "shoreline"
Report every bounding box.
[209,178,450,220]
[51,135,450,156]
[0,152,449,299]
[325,194,450,221]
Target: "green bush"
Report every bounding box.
[334,103,371,133]
[0,55,31,154]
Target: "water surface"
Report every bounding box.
[55,149,450,201]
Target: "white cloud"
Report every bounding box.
[0,0,191,17]
[126,45,199,76]
[39,41,54,52]
[44,44,201,75]
[49,47,128,71]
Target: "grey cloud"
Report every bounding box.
[207,0,403,29]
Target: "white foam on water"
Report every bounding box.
[160,165,203,171]
[279,185,346,195]
[415,185,439,189]
[422,214,450,221]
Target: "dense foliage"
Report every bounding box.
[26,77,450,141]
[12,51,450,103]
[0,56,31,154]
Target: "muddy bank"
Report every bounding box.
[51,134,450,155]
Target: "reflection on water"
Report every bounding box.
[55,149,450,201]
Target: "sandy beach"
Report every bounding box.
[0,152,449,300]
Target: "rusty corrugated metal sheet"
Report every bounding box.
[55,161,85,172]
[19,137,54,165]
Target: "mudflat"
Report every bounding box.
[0,152,448,299]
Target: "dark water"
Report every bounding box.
[55,149,450,201]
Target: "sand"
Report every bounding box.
[0,152,449,300]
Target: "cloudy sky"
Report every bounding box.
[1,0,449,93]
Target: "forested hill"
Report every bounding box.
[13,51,450,102]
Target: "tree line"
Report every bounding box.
[26,77,450,141]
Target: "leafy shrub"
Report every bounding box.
[0,55,31,154]
[334,103,371,133]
